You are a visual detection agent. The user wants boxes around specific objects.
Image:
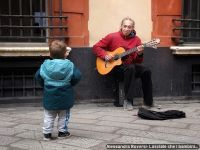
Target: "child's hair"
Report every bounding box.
[49,40,67,59]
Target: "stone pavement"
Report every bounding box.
[0,99,200,150]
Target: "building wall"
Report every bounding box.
[71,48,199,102]
[0,0,199,104]
[0,47,198,104]
[89,0,152,46]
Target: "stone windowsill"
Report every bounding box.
[170,46,200,55]
[0,47,50,57]
[0,43,49,57]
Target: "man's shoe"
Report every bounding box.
[123,100,133,111]
[43,133,52,141]
[113,101,123,107]
[58,131,71,139]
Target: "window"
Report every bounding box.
[0,67,42,97]
[192,65,200,92]
[0,0,68,43]
[172,0,200,45]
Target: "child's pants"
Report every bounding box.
[43,109,70,134]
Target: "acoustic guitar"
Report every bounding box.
[96,38,160,75]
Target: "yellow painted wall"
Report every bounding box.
[89,0,152,46]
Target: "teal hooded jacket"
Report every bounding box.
[35,59,82,110]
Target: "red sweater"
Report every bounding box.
[93,31,143,65]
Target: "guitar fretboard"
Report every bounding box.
[118,46,140,58]
[113,39,159,59]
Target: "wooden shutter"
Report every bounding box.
[53,0,89,46]
[152,0,182,46]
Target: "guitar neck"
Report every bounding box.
[118,47,139,58]
[113,38,160,59]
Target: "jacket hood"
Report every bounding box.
[40,59,74,86]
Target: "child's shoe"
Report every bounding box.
[58,131,71,139]
[43,133,52,141]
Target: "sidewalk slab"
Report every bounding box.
[0,100,200,150]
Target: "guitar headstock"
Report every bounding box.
[143,38,160,49]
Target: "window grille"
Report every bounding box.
[192,64,200,92]
[0,67,42,97]
[172,0,200,45]
[0,0,68,42]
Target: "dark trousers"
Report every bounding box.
[112,64,153,106]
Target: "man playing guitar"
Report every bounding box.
[93,17,155,110]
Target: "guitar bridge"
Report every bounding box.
[105,61,108,68]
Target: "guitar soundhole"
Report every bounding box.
[113,55,119,60]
